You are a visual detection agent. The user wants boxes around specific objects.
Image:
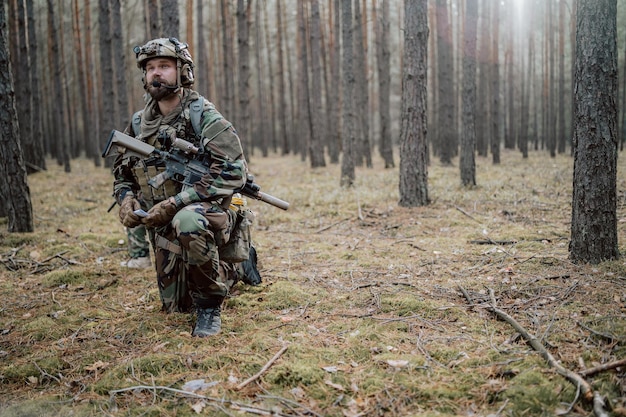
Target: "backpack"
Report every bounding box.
[131,96,205,137]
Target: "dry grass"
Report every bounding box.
[0,149,625,417]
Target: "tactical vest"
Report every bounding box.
[131,97,205,205]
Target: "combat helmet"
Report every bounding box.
[133,37,194,88]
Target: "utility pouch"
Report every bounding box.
[219,208,254,263]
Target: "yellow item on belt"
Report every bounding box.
[229,193,246,210]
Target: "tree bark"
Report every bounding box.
[0,2,34,232]
[398,0,429,207]
[161,0,179,37]
[308,0,326,168]
[376,0,393,168]
[340,0,355,187]
[435,0,455,165]
[237,0,251,155]
[460,0,477,187]
[569,0,619,264]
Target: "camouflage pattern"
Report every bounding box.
[148,204,243,313]
[127,225,150,258]
[112,88,248,313]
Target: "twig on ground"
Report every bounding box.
[235,345,288,391]
[577,321,621,342]
[315,217,350,234]
[579,358,626,377]
[109,385,292,417]
[593,393,610,417]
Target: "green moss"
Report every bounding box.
[503,368,576,416]
[265,362,324,387]
[22,316,65,341]
[42,270,87,287]
[261,280,314,310]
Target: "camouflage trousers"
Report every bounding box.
[127,225,150,258]
[148,202,244,313]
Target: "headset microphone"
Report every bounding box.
[151,80,179,89]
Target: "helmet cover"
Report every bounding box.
[133,38,194,87]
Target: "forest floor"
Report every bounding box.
[0,149,625,417]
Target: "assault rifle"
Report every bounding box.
[102,130,289,210]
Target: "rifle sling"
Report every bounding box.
[155,234,182,255]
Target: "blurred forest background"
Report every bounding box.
[6,0,626,173]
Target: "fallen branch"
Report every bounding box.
[109,384,293,417]
[458,285,609,415]
[580,358,626,377]
[468,239,518,245]
[235,345,288,390]
[484,288,594,402]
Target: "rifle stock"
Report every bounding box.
[102,130,290,210]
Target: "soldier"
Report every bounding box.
[112,38,260,337]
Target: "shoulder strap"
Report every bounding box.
[189,96,204,137]
[131,110,143,136]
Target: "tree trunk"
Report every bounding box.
[569,0,619,264]
[275,0,289,155]
[340,0,355,187]
[327,0,341,164]
[296,1,311,161]
[237,0,251,155]
[146,0,159,39]
[435,0,455,165]
[25,0,45,171]
[490,0,500,164]
[353,0,371,168]
[460,0,478,187]
[0,2,34,232]
[376,0,393,168]
[220,0,235,120]
[557,0,566,153]
[398,0,429,207]
[476,0,490,157]
[111,0,129,128]
[98,0,114,169]
[308,0,326,168]
[48,0,70,172]
[255,0,270,157]
[161,0,179,37]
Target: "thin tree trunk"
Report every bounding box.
[309,0,326,168]
[376,0,393,168]
[461,0,478,187]
[161,0,179,37]
[353,0,371,168]
[340,0,355,187]
[237,0,251,155]
[296,1,311,161]
[276,0,289,155]
[398,0,429,207]
[490,0,500,164]
[327,0,341,164]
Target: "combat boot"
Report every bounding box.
[192,307,222,337]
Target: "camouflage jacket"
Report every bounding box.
[112,89,247,208]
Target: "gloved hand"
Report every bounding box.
[119,195,142,228]
[141,197,179,228]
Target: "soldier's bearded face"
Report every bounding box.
[144,57,179,100]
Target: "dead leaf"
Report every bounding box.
[324,379,345,391]
[190,401,206,414]
[85,360,110,372]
